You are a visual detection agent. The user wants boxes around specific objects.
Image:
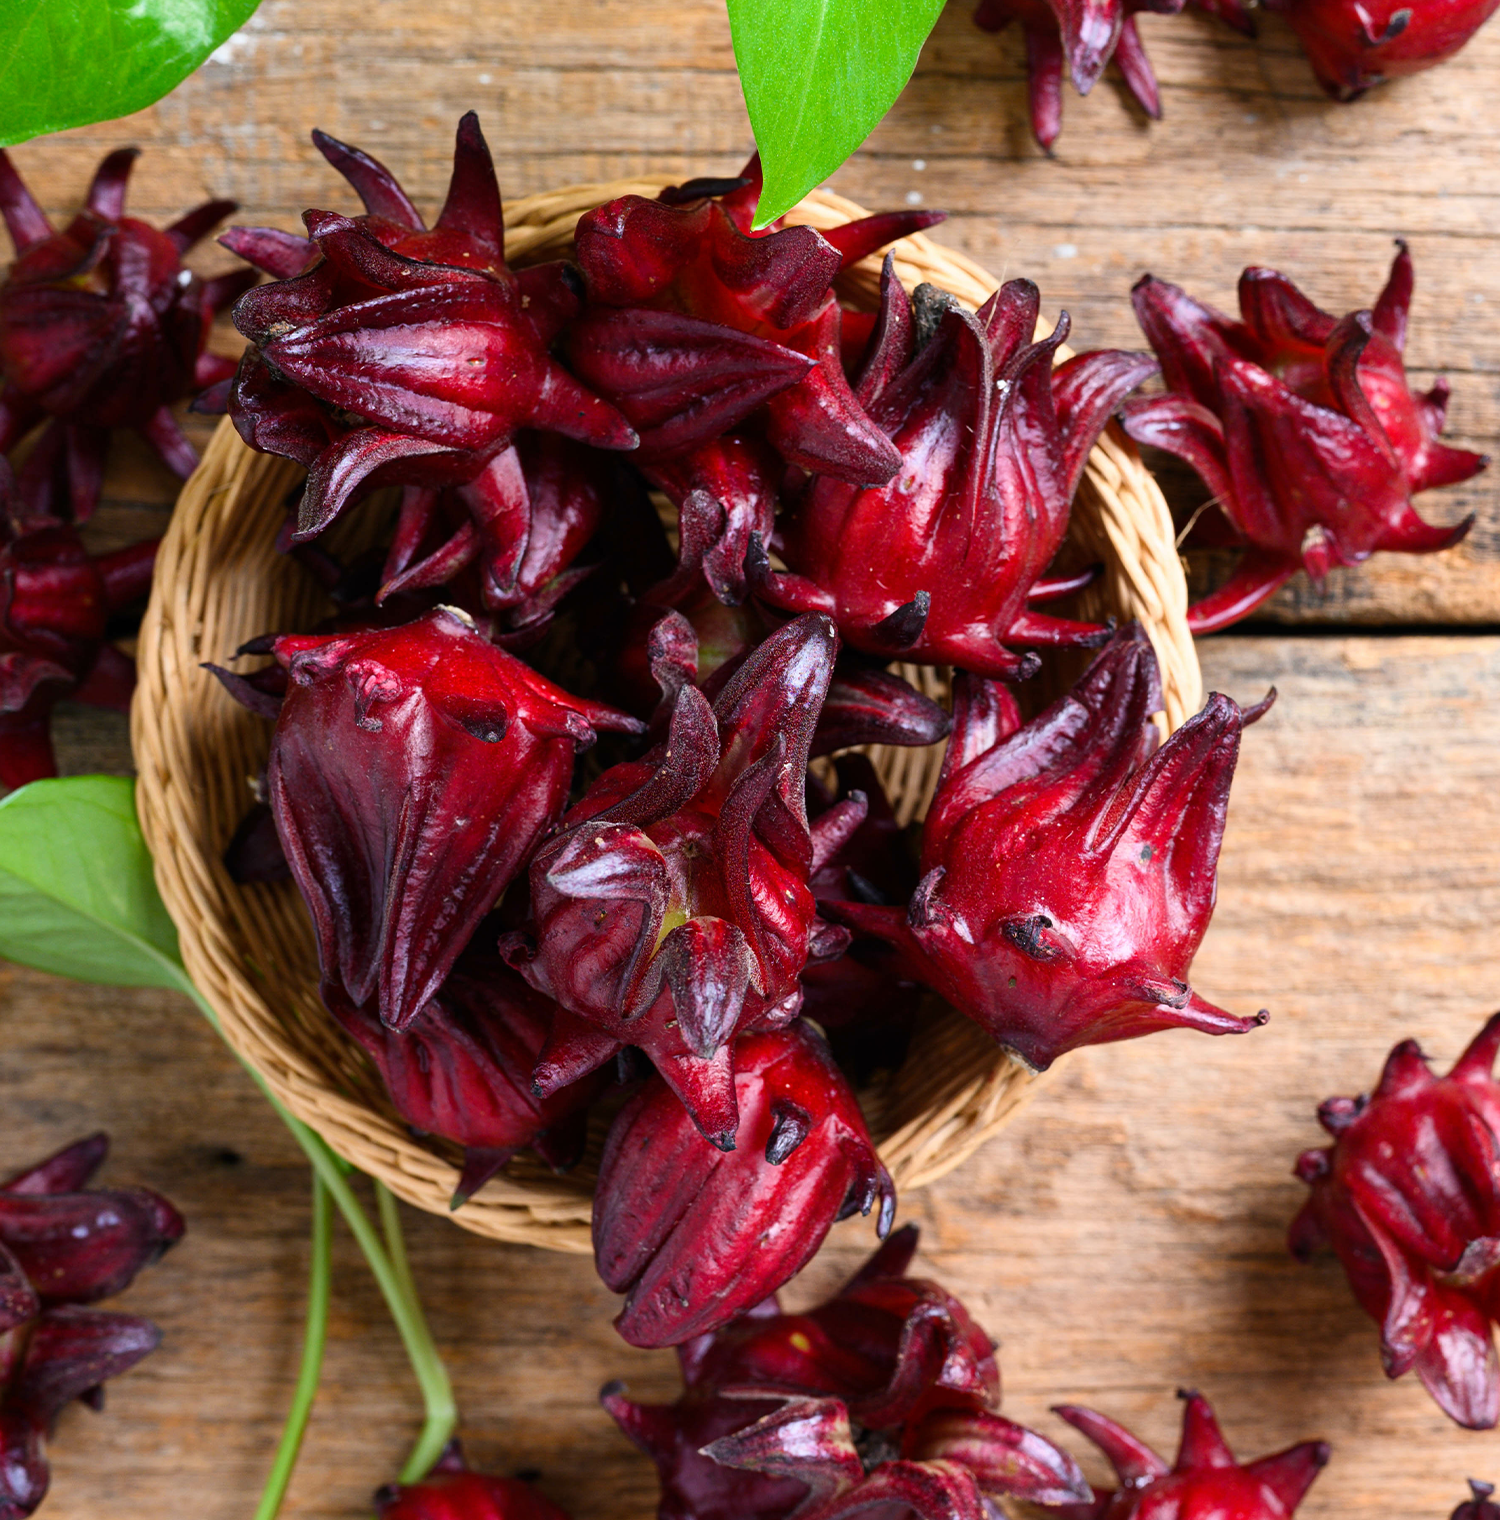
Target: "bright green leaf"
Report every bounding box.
[727,0,944,227]
[0,0,262,148]
[0,775,192,993]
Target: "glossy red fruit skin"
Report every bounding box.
[0,147,252,522]
[826,626,1267,1072]
[1045,1390,1328,1520]
[973,0,1185,152]
[225,113,634,554]
[265,606,642,1034]
[759,261,1156,678]
[329,955,608,1209]
[0,476,157,788]
[1264,0,1499,99]
[1121,245,1484,633]
[567,164,941,602]
[506,613,850,1146]
[0,1135,181,1520]
[1289,1012,1500,1429]
[592,1022,894,1349]
[605,1228,1089,1520]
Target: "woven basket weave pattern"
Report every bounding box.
[131,185,1201,1251]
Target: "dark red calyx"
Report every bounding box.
[374,1441,574,1520]
[226,113,635,545]
[825,624,1269,1071]
[591,1021,893,1348]
[1048,1389,1328,1519]
[0,145,251,520]
[1289,1011,1500,1428]
[330,953,607,1208]
[509,612,843,1145]
[1121,246,1483,633]
[765,259,1155,677]
[264,605,642,1033]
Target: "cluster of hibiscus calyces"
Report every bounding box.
[0,147,251,788]
[976,0,1500,150]
[601,1227,1331,1520]
[0,1133,184,1519]
[204,111,1296,1349]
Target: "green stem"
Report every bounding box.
[253,1172,332,1520]
[182,983,457,1483]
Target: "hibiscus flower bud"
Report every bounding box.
[972,0,1186,151]
[0,463,158,789]
[592,1021,894,1348]
[375,1442,573,1520]
[567,163,939,601]
[329,953,608,1208]
[1264,0,1499,100]
[827,626,1270,1071]
[1121,245,1484,632]
[264,605,642,1031]
[507,612,851,1144]
[759,260,1157,678]
[225,113,635,555]
[1048,1390,1329,1520]
[1289,1012,1500,1429]
[0,146,252,521]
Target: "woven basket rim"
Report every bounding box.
[130,180,1202,1252]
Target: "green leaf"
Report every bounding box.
[727,0,944,228]
[0,0,262,148]
[0,775,192,993]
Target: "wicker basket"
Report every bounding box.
[131,183,1202,1253]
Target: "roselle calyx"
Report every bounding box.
[226,113,635,563]
[0,1135,182,1520]
[0,464,158,789]
[1047,1390,1328,1520]
[258,605,641,1032]
[605,1227,1088,1520]
[973,0,1186,151]
[507,612,851,1144]
[1289,1012,1500,1429]
[1122,245,1484,632]
[330,954,607,1208]
[0,147,252,521]
[1264,0,1499,100]
[1454,1482,1500,1520]
[592,1021,894,1348]
[568,164,939,601]
[375,1442,573,1520]
[760,261,1156,678]
[827,626,1269,1071]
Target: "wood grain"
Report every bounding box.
[3,1,1498,622]
[6,633,1498,1517]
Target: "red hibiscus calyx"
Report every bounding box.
[506,611,851,1144]
[0,1135,183,1520]
[1289,1011,1500,1429]
[1121,244,1484,633]
[375,1441,574,1520]
[591,1021,894,1348]
[760,259,1156,678]
[252,605,641,1032]
[1046,1389,1328,1520]
[225,113,636,552]
[825,625,1271,1071]
[0,146,252,521]
[604,1227,1089,1519]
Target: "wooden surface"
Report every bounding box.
[3,5,1500,1517]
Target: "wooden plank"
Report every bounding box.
[6,632,1498,1516]
[3,5,1498,621]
